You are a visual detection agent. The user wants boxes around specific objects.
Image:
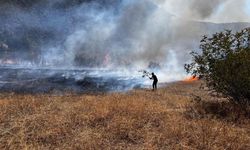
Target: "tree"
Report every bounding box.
[185,28,250,105]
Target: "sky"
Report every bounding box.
[160,0,250,23]
[247,1,250,15]
[206,0,250,23]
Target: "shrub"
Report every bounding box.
[185,28,250,105]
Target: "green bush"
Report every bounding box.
[185,28,250,105]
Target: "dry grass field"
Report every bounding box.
[0,81,249,149]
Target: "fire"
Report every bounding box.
[183,76,199,82]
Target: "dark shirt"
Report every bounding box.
[151,74,158,82]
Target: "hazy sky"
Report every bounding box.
[161,0,250,23]
[220,0,249,22]
[205,0,250,22]
[247,1,250,15]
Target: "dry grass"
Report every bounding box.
[0,81,249,149]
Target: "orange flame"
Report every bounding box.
[183,76,199,82]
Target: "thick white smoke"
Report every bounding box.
[0,0,250,82]
[63,0,250,81]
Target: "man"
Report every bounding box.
[150,72,158,90]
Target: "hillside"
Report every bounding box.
[0,81,249,149]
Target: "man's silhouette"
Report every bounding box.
[150,72,158,90]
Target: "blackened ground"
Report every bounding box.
[0,66,143,94]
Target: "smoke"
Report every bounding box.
[163,0,250,22]
[208,0,250,23]
[0,0,249,82]
[64,0,176,69]
[182,0,228,19]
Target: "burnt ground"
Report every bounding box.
[0,66,143,94]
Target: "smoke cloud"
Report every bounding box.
[186,0,228,19]
[0,0,249,82]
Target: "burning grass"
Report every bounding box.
[0,81,249,149]
[183,76,199,82]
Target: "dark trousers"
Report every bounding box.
[153,81,157,90]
